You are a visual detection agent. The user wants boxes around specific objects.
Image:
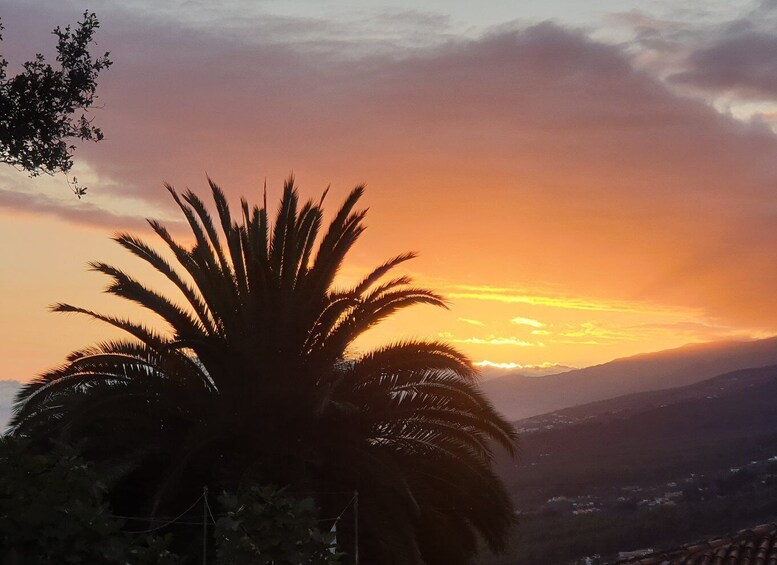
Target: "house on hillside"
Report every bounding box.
[618,522,777,564]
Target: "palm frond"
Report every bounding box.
[112,233,218,335]
[51,303,167,347]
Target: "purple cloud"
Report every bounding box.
[671,32,777,99]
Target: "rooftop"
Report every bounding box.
[619,523,777,565]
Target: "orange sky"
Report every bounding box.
[3,2,777,380]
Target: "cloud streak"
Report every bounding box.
[510,316,544,328]
[448,290,680,314]
[474,360,569,370]
[0,187,148,230]
[450,336,543,347]
[458,317,485,326]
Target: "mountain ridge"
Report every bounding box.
[0,379,20,430]
[482,335,777,420]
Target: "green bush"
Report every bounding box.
[215,485,341,565]
[0,436,179,565]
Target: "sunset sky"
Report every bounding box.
[2,0,777,380]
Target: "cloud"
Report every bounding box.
[510,316,544,328]
[0,187,148,230]
[448,289,679,314]
[626,320,770,340]
[0,164,183,231]
[556,321,637,342]
[449,336,543,347]
[613,3,777,107]
[4,5,777,334]
[549,339,602,346]
[670,32,777,100]
[474,360,568,370]
[544,319,765,347]
[457,317,485,326]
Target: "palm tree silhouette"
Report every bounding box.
[11,177,516,564]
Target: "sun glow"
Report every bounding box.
[474,360,564,370]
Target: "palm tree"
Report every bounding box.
[11,177,517,564]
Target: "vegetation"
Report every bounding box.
[0,11,111,195]
[11,178,516,564]
[0,435,342,563]
[0,436,179,565]
[215,485,340,564]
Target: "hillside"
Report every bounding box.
[519,362,777,428]
[480,365,777,564]
[501,365,777,501]
[481,336,777,420]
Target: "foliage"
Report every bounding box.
[0,435,180,565]
[11,177,517,564]
[215,485,340,565]
[0,11,111,192]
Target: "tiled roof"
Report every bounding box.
[618,523,777,565]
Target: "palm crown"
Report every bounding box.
[11,178,516,564]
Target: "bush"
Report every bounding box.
[0,436,179,564]
[215,485,341,565]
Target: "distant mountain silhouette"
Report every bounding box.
[481,336,777,420]
[544,361,777,423]
[0,380,20,430]
[500,364,777,498]
[477,364,576,381]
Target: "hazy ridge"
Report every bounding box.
[0,380,19,430]
[481,336,777,420]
